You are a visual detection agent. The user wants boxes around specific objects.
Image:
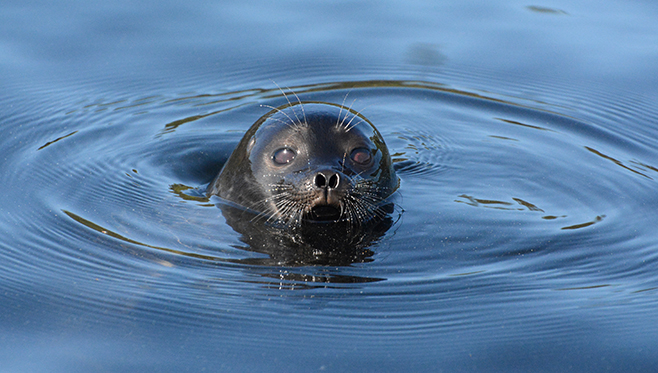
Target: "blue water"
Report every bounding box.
[2,1,658,372]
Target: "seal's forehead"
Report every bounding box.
[252,103,381,144]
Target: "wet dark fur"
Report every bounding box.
[207,100,399,229]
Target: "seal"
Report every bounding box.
[207,101,399,227]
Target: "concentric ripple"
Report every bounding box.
[1,77,658,371]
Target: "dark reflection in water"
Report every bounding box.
[526,5,568,15]
[3,0,658,370]
[64,193,394,283]
[216,201,396,268]
[3,72,658,372]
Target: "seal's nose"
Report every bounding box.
[314,171,340,189]
[310,170,343,221]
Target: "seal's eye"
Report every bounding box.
[272,147,296,165]
[350,148,372,165]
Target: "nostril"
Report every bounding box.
[328,174,339,188]
[315,173,326,188]
[314,172,340,189]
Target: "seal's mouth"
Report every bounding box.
[306,205,342,222]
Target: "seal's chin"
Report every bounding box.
[306,205,342,222]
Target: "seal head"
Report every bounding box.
[207,102,399,227]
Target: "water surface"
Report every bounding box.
[2,1,658,372]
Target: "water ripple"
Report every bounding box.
[2,77,658,336]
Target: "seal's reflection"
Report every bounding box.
[217,200,396,267]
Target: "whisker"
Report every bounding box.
[270,80,306,128]
[337,101,354,130]
[336,89,353,129]
[344,115,367,133]
[260,104,303,129]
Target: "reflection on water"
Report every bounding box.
[3,0,658,367]
[216,201,397,268]
[4,76,658,372]
[526,5,568,15]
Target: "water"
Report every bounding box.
[2,1,658,372]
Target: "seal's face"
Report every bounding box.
[209,102,398,227]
